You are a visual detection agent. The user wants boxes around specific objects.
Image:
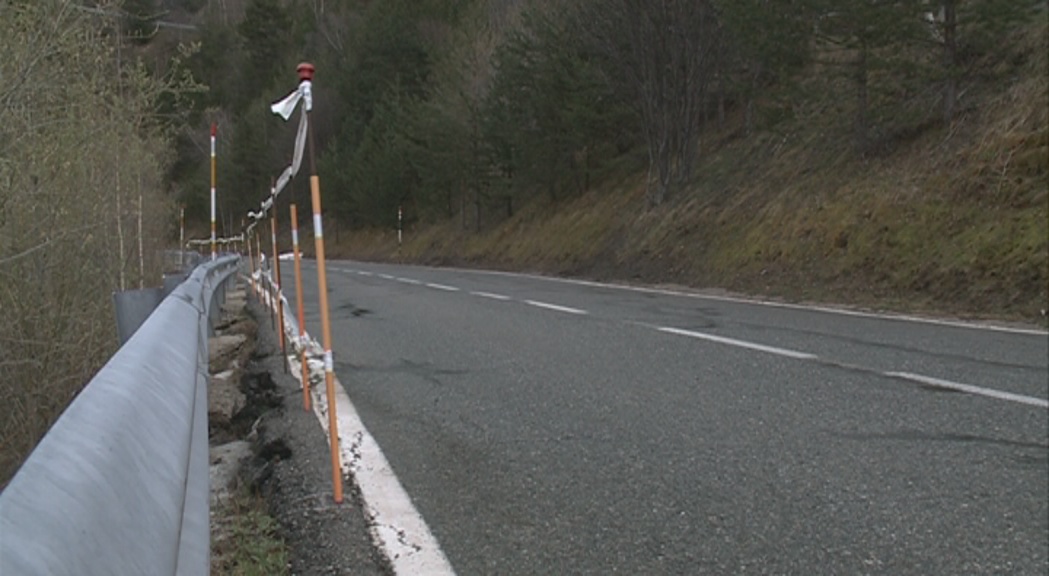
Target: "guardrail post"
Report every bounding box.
[113,287,165,345]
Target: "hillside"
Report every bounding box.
[149,0,1046,325]
[320,18,1048,325]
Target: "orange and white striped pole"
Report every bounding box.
[270,181,288,373]
[255,230,264,304]
[290,202,310,410]
[268,207,278,330]
[178,205,185,269]
[210,122,217,261]
[301,62,342,504]
[247,227,256,295]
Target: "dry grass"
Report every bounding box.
[324,19,1047,324]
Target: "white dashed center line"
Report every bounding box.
[344,264,1047,410]
[524,300,588,315]
[471,291,511,301]
[885,372,1049,408]
[658,327,817,360]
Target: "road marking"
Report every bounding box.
[378,274,394,280]
[325,378,455,575]
[358,271,373,277]
[438,267,1047,336]
[658,327,818,360]
[426,283,460,292]
[396,277,421,285]
[885,372,1049,408]
[282,313,456,575]
[524,300,587,315]
[471,291,511,301]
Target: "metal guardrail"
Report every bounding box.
[0,255,240,576]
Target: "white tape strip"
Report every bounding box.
[324,350,334,373]
[314,214,323,239]
[292,229,299,246]
[271,85,302,120]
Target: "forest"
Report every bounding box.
[168,0,1041,230]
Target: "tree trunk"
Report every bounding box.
[855,41,869,155]
[942,0,958,123]
[744,65,761,136]
[744,97,754,136]
[116,172,125,291]
[137,193,143,289]
[717,84,726,129]
[460,188,467,230]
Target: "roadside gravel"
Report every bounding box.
[243,296,391,576]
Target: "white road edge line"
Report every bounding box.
[658,326,818,360]
[471,291,511,301]
[524,300,588,315]
[396,277,421,285]
[886,371,1049,408]
[426,283,460,292]
[378,274,394,280]
[283,314,456,575]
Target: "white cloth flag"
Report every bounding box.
[268,80,313,201]
[274,111,308,196]
[270,80,312,119]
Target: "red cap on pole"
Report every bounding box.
[210,122,217,137]
[297,62,315,83]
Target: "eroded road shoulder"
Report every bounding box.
[208,280,390,576]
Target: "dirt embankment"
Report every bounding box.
[207,280,390,576]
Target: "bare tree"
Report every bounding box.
[0,0,187,486]
[583,0,721,206]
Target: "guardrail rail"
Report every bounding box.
[0,255,240,576]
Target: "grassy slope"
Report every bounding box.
[324,22,1048,325]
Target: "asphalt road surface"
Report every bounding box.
[281,258,1048,575]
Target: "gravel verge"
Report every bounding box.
[240,295,391,576]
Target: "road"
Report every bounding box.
[281,258,1048,575]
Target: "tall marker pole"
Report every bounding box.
[300,62,343,503]
[268,206,277,330]
[290,201,310,410]
[247,227,256,295]
[271,180,288,373]
[256,231,265,305]
[179,205,185,269]
[253,228,261,298]
[210,123,217,261]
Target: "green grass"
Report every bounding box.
[212,488,289,576]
